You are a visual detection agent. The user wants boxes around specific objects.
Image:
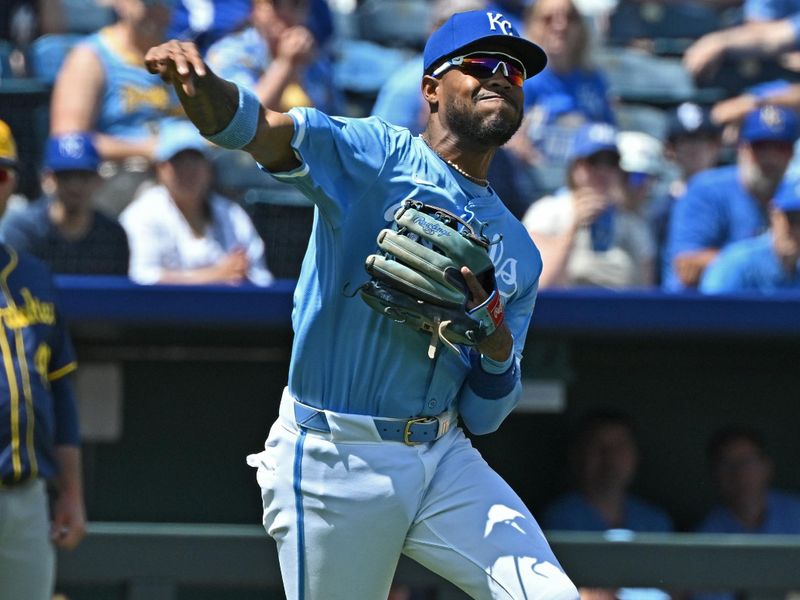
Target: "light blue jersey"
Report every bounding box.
[81,28,183,140]
[700,233,800,293]
[266,108,541,425]
[745,0,800,20]
[663,165,771,291]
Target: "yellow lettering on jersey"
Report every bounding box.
[0,288,55,328]
[122,85,171,112]
[35,343,51,388]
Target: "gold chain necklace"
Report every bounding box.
[420,135,489,186]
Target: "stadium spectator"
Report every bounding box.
[700,177,800,293]
[0,132,130,275]
[49,0,184,217]
[699,425,800,533]
[544,410,673,532]
[690,426,800,600]
[204,0,341,115]
[522,122,655,288]
[543,410,673,600]
[647,103,723,285]
[119,119,272,286]
[512,0,615,194]
[662,104,799,291]
[0,119,86,600]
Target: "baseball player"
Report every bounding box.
[0,120,87,599]
[146,10,579,600]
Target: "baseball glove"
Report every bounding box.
[359,200,505,358]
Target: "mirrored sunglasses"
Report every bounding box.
[431,52,526,87]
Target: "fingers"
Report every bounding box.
[51,519,87,550]
[461,266,488,309]
[144,40,207,96]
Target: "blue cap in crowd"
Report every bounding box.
[772,178,800,212]
[739,105,800,144]
[423,10,547,77]
[666,102,721,141]
[44,133,100,172]
[155,120,211,162]
[568,122,619,162]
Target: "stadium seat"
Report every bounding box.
[354,0,431,50]
[607,0,736,55]
[592,46,698,105]
[26,33,84,85]
[59,0,116,34]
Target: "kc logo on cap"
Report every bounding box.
[486,12,514,35]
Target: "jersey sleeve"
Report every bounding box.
[267,108,391,228]
[457,278,539,435]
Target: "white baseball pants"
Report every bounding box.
[248,389,579,600]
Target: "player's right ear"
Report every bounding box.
[421,75,440,108]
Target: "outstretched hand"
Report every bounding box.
[144,40,208,97]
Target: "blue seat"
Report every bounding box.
[26,33,85,85]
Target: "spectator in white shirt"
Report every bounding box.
[120,119,273,286]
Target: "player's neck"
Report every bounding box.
[420,130,494,186]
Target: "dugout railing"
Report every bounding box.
[51,278,800,599]
[56,523,800,599]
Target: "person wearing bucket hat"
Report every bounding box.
[523,122,655,288]
[0,132,130,275]
[119,119,272,286]
[145,8,578,600]
[701,177,800,293]
[663,104,800,291]
[0,123,87,600]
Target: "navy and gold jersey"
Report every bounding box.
[0,245,78,486]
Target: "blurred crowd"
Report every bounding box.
[1,0,800,293]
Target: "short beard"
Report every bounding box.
[444,96,523,148]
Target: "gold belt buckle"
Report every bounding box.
[403,417,435,446]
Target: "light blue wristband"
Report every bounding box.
[204,82,261,149]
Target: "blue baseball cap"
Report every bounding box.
[772,178,800,212]
[44,133,100,172]
[568,122,619,162]
[155,120,211,162]
[666,102,721,141]
[423,10,547,78]
[739,105,800,144]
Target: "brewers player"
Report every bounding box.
[0,120,87,599]
[146,10,579,600]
